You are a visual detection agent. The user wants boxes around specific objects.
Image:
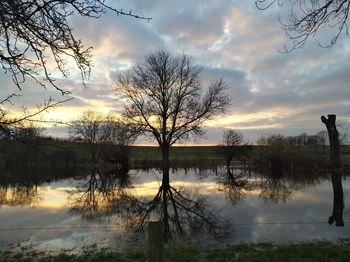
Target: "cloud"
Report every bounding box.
[1,1,349,143]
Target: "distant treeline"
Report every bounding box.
[0,125,349,171]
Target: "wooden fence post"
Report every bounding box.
[149,221,163,262]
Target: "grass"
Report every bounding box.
[130,145,350,161]
[128,146,223,161]
[1,241,350,262]
[129,145,350,171]
[128,146,225,169]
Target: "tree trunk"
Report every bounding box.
[90,143,97,164]
[161,143,170,189]
[321,115,341,168]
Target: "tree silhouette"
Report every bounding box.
[0,1,149,141]
[115,49,230,189]
[69,167,220,241]
[256,0,350,50]
[115,50,230,240]
[0,0,150,93]
[69,111,137,164]
[220,129,246,169]
[321,114,342,168]
[69,111,115,164]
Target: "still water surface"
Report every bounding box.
[0,168,349,251]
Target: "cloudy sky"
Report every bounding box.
[2,0,350,144]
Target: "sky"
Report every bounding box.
[2,0,350,145]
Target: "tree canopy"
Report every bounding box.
[115,49,230,149]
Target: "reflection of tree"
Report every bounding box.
[135,181,219,241]
[69,167,220,241]
[69,167,138,221]
[328,171,344,227]
[258,171,322,204]
[217,167,323,205]
[217,168,255,206]
[259,176,292,203]
[0,182,40,207]
[216,167,323,206]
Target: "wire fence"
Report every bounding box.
[0,220,346,231]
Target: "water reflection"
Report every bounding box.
[217,167,325,205]
[68,167,220,241]
[259,174,293,203]
[217,168,255,206]
[0,165,349,249]
[135,175,219,240]
[329,171,344,226]
[258,170,323,204]
[68,167,139,221]
[0,182,40,207]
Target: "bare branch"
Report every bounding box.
[69,110,137,163]
[114,49,231,148]
[0,0,151,93]
[257,0,350,50]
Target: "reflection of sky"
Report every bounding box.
[0,169,350,250]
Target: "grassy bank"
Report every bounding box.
[1,241,350,262]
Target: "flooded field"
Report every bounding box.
[0,167,349,251]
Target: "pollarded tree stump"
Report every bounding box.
[321,114,342,169]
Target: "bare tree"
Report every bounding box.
[221,129,245,168]
[107,120,138,169]
[256,0,350,50]
[69,111,137,164]
[222,129,244,147]
[115,49,230,186]
[115,50,230,239]
[69,111,115,163]
[316,130,328,152]
[109,120,138,151]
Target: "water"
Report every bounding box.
[0,167,349,251]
